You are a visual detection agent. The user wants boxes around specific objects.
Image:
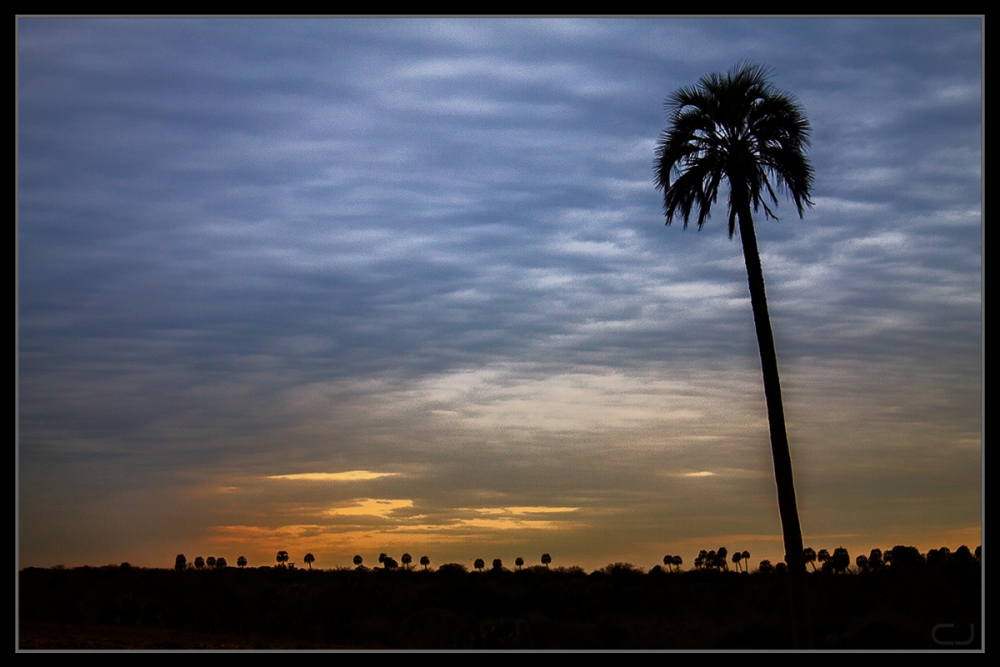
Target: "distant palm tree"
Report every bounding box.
[817,549,830,570]
[401,553,412,570]
[831,547,850,574]
[655,62,813,643]
[304,553,315,570]
[717,547,729,571]
[515,557,524,571]
[732,551,743,573]
[492,558,503,571]
[474,558,485,572]
[276,551,289,568]
[663,554,673,572]
[174,554,187,571]
[541,553,551,568]
[353,554,363,568]
[855,554,869,571]
[194,556,205,570]
[216,557,227,568]
[206,556,216,569]
[237,556,247,568]
[672,555,683,572]
[758,560,774,574]
[420,555,430,571]
[803,547,817,572]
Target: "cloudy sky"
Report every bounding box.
[17,18,981,572]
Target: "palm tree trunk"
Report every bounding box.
[736,203,811,648]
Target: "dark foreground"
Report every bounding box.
[19,565,981,650]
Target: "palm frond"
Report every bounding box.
[654,62,814,237]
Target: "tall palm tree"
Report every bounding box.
[304,553,315,570]
[541,553,551,568]
[420,555,430,571]
[401,553,412,570]
[655,62,813,646]
[237,556,247,569]
[276,550,289,568]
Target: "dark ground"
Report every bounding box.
[18,564,982,650]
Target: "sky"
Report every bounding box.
[17,18,982,573]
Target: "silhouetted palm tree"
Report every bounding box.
[717,547,729,571]
[216,557,227,568]
[758,560,774,574]
[237,556,247,568]
[174,554,187,571]
[474,558,485,572]
[304,553,315,570]
[206,556,216,569]
[732,550,743,573]
[276,550,289,568]
[194,556,205,570]
[401,553,412,570]
[655,62,813,641]
[803,547,817,572]
[663,554,673,572]
[672,555,683,572]
[353,554,363,568]
[492,558,503,571]
[541,553,551,568]
[515,557,524,571]
[420,555,430,571]
[831,547,850,574]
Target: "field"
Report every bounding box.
[18,562,981,650]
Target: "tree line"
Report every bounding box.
[169,545,979,575]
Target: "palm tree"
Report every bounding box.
[237,556,247,568]
[655,62,813,645]
[732,550,743,573]
[174,554,187,571]
[515,557,524,571]
[353,554,363,569]
[206,556,216,569]
[216,557,227,568]
[492,558,503,571]
[194,556,205,570]
[803,547,817,572]
[474,558,485,572]
[304,553,315,570]
[420,555,430,571]
[401,553,412,570]
[276,550,289,568]
[541,553,551,568]
[672,555,683,572]
[717,547,729,571]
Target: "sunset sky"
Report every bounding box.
[17,18,981,573]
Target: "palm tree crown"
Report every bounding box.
[655,62,813,238]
